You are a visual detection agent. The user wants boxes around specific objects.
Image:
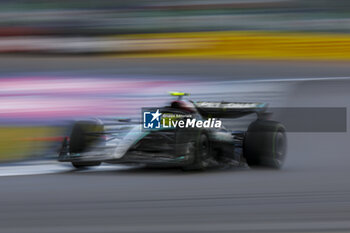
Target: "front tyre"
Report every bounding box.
[244,120,287,169]
[72,162,101,169]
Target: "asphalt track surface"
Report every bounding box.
[1,56,350,233]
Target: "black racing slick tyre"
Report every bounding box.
[182,133,211,171]
[244,120,287,169]
[72,161,101,169]
[69,121,103,153]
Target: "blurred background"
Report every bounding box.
[1,1,350,232]
[2,0,350,161]
[1,0,350,57]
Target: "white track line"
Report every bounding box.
[0,163,137,177]
[0,163,70,176]
[207,76,350,84]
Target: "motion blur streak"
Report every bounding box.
[0,1,350,60]
[0,77,190,119]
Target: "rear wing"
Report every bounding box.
[193,101,268,118]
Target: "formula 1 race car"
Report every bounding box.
[58,92,287,170]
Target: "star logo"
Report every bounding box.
[151,109,162,122]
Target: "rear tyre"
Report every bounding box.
[244,120,287,169]
[72,162,101,169]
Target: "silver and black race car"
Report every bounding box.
[58,92,287,170]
